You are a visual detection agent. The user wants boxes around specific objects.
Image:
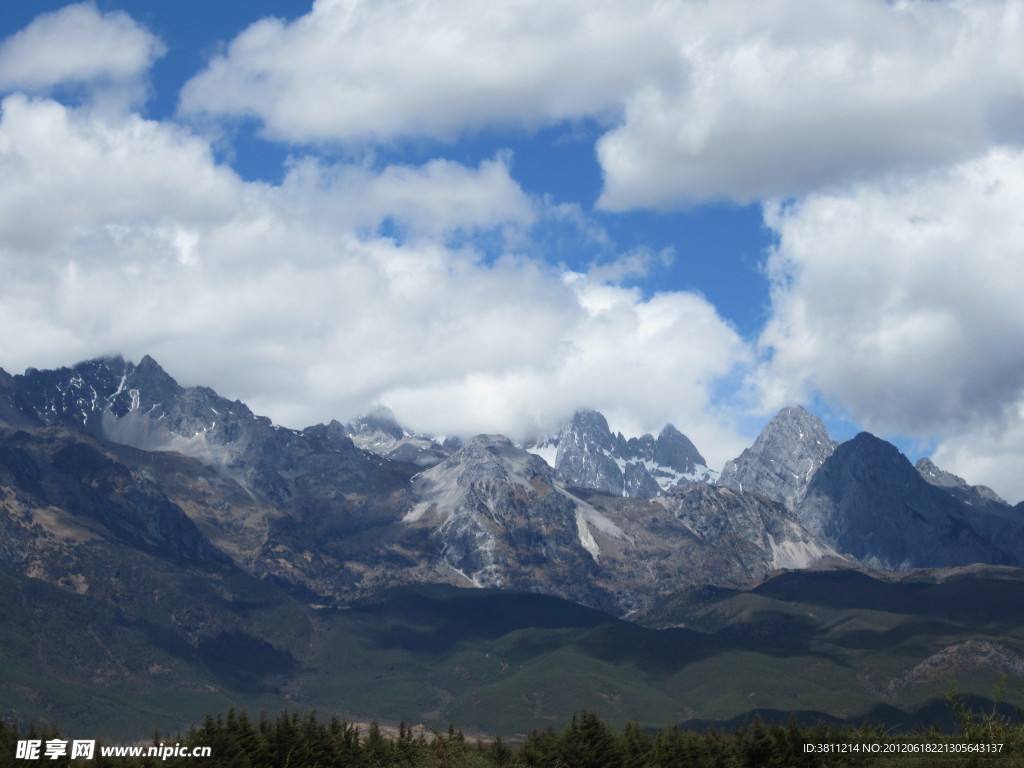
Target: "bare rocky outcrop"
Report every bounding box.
[718,405,836,511]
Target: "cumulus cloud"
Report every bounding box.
[382,273,750,453]
[0,95,750,468]
[179,0,676,142]
[278,152,535,238]
[180,0,1024,208]
[0,2,165,108]
[757,147,1024,501]
[8,1,1022,493]
[597,0,1024,207]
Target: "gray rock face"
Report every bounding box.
[653,424,707,476]
[405,434,620,610]
[552,410,628,495]
[543,410,713,498]
[797,433,1023,570]
[344,406,453,468]
[10,355,1021,618]
[657,483,836,574]
[405,435,834,615]
[9,356,418,598]
[718,406,837,510]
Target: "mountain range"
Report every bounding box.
[2,354,1023,735]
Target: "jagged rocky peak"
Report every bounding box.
[118,354,183,409]
[347,405,404,442]
[344,405,453,468]
[542,409,714,499]
[554,410,631,496]
[14,354,131,428]
[654,423,708,475]
[300,419,357,453]
[718,405,837,510]
[915,457,1002,499]
[915,457,953,484]
[11,354,276,471]
[11,353,224,435]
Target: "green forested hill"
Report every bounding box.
[5,563,1024,740]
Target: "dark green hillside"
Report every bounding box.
[0,564,288,739]
[295,584,884,734]
[5,544,1024,739]
[641,565,1024,728]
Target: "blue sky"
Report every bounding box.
[1,0,1023,502]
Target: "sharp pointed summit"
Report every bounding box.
[718,405,836,510]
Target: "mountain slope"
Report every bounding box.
[3,355,1024,738]
[6,357,428,600]
[403,435,833,615]
[797,433,1023,570]
[718,405,836,510]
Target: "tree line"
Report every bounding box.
[2,690,1022,767]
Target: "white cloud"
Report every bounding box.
[597,0,1024,208]
[179,0,676,142]
[278,152,535,238]
[0,2,165,108]
[0,95,750,466]
[179,0,1024,208]
[0,94,241,255]
[932,412,1024,505]
[757,147,1024,502]
[9,2,1020,493]
[381,273,751,463]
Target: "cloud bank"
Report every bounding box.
[0,92,749,468]
[182,0,1024,206]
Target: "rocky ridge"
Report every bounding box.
[796,433,1022,570]
[716,408,1024,572]
[402,434,835,614]
[3,354,1024,615]
[344,406,458,467]
[531,409,715,499]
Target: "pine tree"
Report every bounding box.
[518,727,561,767]
[619,721,653,768]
